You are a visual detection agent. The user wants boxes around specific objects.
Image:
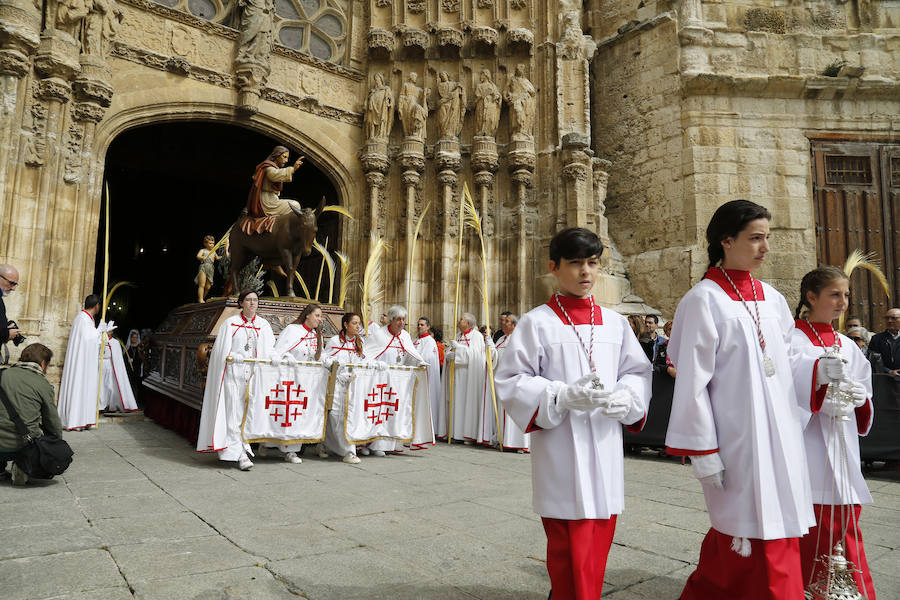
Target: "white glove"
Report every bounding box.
[597,389,635,422]
[336,372,350,386]
[691,452,725,490]
[417,360,428,368]
[816,356,846,387]
[284,355,298,366]
[321,356,335,370]
[269,356,281,367]
[555,374,606,412]
[374,361,389,372]
[845,380,867,407]
[445,351,456,362]
[821,394,854,419]
[231,353,245,365]
[450,341,461,350]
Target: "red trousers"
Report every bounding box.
[541,516,617,599]
[680,528,804,600]
[799,504,875,599]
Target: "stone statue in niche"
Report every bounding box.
[473,68,501,137]
[504,63,536,140]
[436,71,465,140]
[364,72,394,140]
[82,0,123,57]
[235,0,275,66]
[56,0,90,36]
[397,72,429,141]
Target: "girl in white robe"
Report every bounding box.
[321,312,365,464]
[100,336,138,413]
[267,303,326,463]
[58,298,102,431]
[196,290,276,470]
[790,266,875,599]
[665,200,840,600]
[495,227,651,599]
[412,318,442,433]
[491,329,530,452]
[438,313,486,443]
[363,305,430,454]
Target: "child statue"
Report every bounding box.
[195,235,219,303]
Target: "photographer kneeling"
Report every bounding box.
[0,344,63,485]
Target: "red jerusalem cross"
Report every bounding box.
[364,383,399,425]
[265,380,308,428]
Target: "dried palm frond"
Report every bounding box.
[321,205,354,219]
[313,239,336,304]
[841,249,892,330]
[104,281,134,309]
[266,281,280,298]
[405,199,432,330]
[210,225,233,255]
[361,239,387,333]
[335,251,353,308]
[294,271,312,300]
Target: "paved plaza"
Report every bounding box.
[1,417,898,600]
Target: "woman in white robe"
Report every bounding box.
[790,266,875,599]
[438,313,486,443]
[100,335,138,413]
[196,289,276,470]
[363,305,429,454]
[265,303,325,463]
[412,317,442,432]
[664,200,841,599]
[320,312,365,464]
[58,296,102,431]
[491,323,530,452]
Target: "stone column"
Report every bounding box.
[471,136,499,324]
[360,139,389,244]
[678,0,713,75]
[399,145,423,314]
[436,137,461,326]
[508,138,534,315]
[560,133,592,227]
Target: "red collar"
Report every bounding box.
[546,294,603,326]
[417,332,430,339]
[703,267,766,301]
[81,310,94,320]
[240,312,256,324]
[795,319,840,348]
[340,332,357,344]
[497,333,510,348]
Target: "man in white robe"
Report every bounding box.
[100,335,138,413]
[496,228,652,598]
[412,317,441,431]
[363,305,430,454]
[58,295,104,430]
[439,313,486,443]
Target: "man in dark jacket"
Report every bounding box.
[0,343,62,485]
[868,308,900,376]
[0,264,21,348]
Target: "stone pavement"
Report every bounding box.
[1,418,898,600]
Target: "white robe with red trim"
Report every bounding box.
[322,334,363,456]
[363,326,433,451]
[791,326,873,506]
[196,314,276,461]
[495,299,651,520]
[100,338,138,413]
[274,323,319,361]
[492,333,530,451]
[665,277,816,540]
[412,333,442,430]
[58,310,101,430]
[439,328,487,441]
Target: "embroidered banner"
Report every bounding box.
[241,362,329,444]
[344,366,419,444]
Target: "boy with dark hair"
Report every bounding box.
[495,227,652,598]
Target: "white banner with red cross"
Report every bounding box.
[241,362,329,444]
[344,365,420,444]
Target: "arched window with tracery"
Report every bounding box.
[273,0,348,64]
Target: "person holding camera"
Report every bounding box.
[0,265,23,356]
[0,343,62,485]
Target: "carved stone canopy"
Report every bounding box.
[437,27,464,49]
[507,27,534,51]
[367,27,395,54]
[401,28,429,52]
[471,26,499,48]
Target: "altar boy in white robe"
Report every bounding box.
[363,305,429,455]
[439,313,486,443]
[488,314,530,452]
[495,227,652,599]
[665,200,837,599]
[412,317,442,432]
[197,289,277,470]
[58,295,104,430]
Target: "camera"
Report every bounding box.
[7,320,25,346]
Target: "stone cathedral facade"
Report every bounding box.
[0,0,898,377]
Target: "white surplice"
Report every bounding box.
[100,337,138,413]
[274,323,319,361]
[492,333,530,451]
[665,276,816,540]
[495,300,652,519]
[322,333,362,457]
[412,333,441,431]
[791,325,873,506]
[364,326,433,451]
[439,328,486,442]
[57,310,102,430]
[196,313,276,461]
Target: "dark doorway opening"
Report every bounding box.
[95,121,341,336]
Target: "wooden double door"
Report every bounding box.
[812,140,900,331]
